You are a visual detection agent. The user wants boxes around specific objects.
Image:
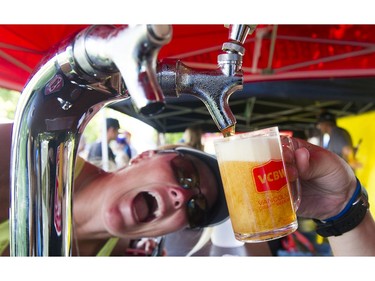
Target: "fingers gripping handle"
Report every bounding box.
[281,136,301,211]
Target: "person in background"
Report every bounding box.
[115,134,131,168]
[115,131,138,169]
[181,125,205,151]
[316,111,362,171]
[87,118,120,171]
[123,131,137,159]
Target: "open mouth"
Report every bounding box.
[133,192,160,223]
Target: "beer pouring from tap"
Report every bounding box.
[157,24,256,137]
[218,24,257,136]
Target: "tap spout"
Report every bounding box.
[158,24,256,133]
[157,59,242,131]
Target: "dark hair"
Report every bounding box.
[106,118,120,130]
[317,112,336,125]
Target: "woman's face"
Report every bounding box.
[102,150,218,239]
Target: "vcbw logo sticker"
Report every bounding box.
[252,160,287,192]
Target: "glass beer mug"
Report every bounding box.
[214,126,301,243]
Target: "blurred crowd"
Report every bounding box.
[78,118,138,171]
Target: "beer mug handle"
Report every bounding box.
[281,135,301,211]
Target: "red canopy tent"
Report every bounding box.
[161,24,375,81]
[1,24,375,132]
[1,24,375,91]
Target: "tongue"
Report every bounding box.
[133,193,149,222]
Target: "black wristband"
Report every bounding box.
[313,178,370,237]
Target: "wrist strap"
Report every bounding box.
[313,178,369,237]
[324,178,362,222]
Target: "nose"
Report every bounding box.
[168,186,190,209]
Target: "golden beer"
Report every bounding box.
[218,160,297,242]
[214,127,299,242]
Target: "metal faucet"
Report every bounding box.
[158,24,256,134]
[9,24,255,256]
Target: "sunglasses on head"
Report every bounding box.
[157,150,208,228]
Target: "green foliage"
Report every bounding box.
[164,132,184,145]
[82,114,102,143]
[0,88,20,121]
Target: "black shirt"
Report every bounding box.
[87,141,116,162]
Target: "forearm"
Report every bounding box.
[314,177,374,256]
[328,212,375,256]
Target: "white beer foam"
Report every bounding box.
[215,136,282,162]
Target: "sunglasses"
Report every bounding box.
[157,150,208,228]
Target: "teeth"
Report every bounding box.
[148,192,161,219]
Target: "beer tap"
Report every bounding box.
[157,24,256,136]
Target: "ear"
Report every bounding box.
[129,150,157,165]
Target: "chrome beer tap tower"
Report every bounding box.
[10,24,255,256]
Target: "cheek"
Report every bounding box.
[142,211,189,238]
[102,193,132,237]
[165,211,189,231]
[143,211,189,237]
[103,205,126,236]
